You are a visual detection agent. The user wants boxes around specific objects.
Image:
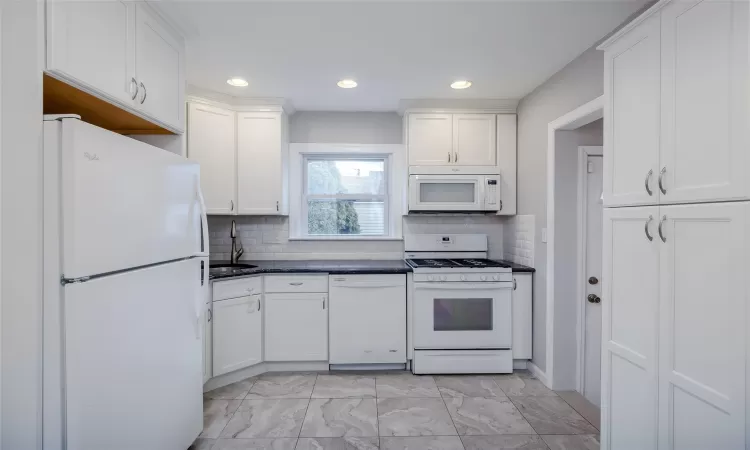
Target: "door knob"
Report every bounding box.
[587,294,601,304]
[588,277,599,285]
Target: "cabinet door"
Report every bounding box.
[496,114,517,215]
[603,15,661,207]
[408,114,453,166]
[203,302,212,384]
[659,0,749,204]
[511,273,532,360]
[453,114,496,166]
[602,206,659,450]
[134,4,184,131]
[264,293,328,361]
[237,113,283,215]
[46,0,135,105]
[658,203,747,449]
[188,103,236,214]
[212,295,262,377]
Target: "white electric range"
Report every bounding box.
[405,234,514,374]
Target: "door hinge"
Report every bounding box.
[61,275,91,285]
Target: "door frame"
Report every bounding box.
[575,146,603,395]
[542,95,604,389]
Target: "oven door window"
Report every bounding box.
[433,298,493,331]
[419,183,476,204]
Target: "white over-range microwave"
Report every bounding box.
[408,174,501,212]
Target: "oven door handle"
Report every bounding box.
[414,282,511,291]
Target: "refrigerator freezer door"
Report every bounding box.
[48,118,201,278]
[63,258,202,450]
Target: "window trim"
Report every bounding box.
[289,144,405,241]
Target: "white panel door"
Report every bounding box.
[496,114,517,215]
[602,206,659,450]
[658,203,747,450]
[64,259,202,450]
[134,4,183,131]
[187,103,236,214]
[583,155,603,408]
[453,114,496,166]
[264,293,328,361]
[237,112,283,215]
[46,0,135,105]
[603,15,661,207]
[212,294,262,377]
[511,273,532,360]
[659,0,749,204]
[48,119,200,279]
[408,114,453,166]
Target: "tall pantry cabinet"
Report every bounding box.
[598,1,749,449]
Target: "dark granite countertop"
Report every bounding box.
[209,258,535,281]
[209,259,413,280]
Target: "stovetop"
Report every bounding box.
[406,258,512,269]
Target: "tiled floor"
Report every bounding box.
[193,371,599,450]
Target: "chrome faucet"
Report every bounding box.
[230,220,244,264]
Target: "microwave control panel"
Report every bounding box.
[486,179,498,206]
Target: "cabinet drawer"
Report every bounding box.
[213,276,262,301]
[264,274,328,293]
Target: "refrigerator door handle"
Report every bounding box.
[194,177,210,257]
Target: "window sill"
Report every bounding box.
[289,236,403,242]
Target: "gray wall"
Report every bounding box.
[516,47,605,374]
[1,1,45,447]
[290,111,402,144]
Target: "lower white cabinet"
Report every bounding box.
[511,273,532,360]
[264,293,328,361]
[203,301,213,384]
[329,274,406,364]
[212,294,262,377]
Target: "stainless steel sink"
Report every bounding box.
[209,263,257,274]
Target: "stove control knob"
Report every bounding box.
[480,275,488,281]
[460,275,466,281]
[427,275,434,281]
[493,275,499,281]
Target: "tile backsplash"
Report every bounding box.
[208,214,506,261]
[502,214,535,267]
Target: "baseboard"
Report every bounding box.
[528,361,552,388]
[513,360,528,369]
[329,363,406,371]
[203,361,329,392]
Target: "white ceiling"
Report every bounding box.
[155,0,646,111]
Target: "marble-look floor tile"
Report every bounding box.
[189,437,216,450]
[377,398,457,437]
[376,374,440,398]
[205,378,257,400]
[220,399,309,438]
[300,399,378,438]
[443,396,535,435]
[312,375,376,399]
[542,434,600,450]
[211,438,298,450]
[555,391,600,431]
[246,374,317,399]
[380,436,464,450]
[434,376,505,398]
[461,435,548,450]
[494,377,556,397]
[510,397,598,435]
[296,437,380,450]
[202,399,242,438]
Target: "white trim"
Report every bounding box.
[528,361,551,389]
[575,146,602,396]
[545,96,604,389]
[597,0,671,50]
[186,88,295,115]
[398,98,518,115]
[289,143,405,241]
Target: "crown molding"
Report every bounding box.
[597,0,669,50]
[398,98,518,115]
[187,85,295,114]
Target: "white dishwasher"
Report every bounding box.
[329,274,407,364]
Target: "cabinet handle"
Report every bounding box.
[513,278,517,290]
[130,77,139,100]
[139,82,147,104]
[322,298,326,310]
[257,299,261,311]
[289,282,303,286]
[644,215,654,241]
[276,201,279,212]
[230,200,234,212]
[658,215,667,243]
[454,152,458,163]
[644,169,653,196]
[448,152,451,163]
[207,309,212,322]
[658,167,667,195]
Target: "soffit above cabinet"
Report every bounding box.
[398,99,519,116]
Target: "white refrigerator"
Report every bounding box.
[42,116,209,450]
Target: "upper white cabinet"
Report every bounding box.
[603,14,661,207]
[453,114,497,166]
[601,0,749,207]
[408,114,454,166]
[212,294,262,377]
[187,103,236,214]
[46,1,185,133]
[264,292,328,362]
[496,114,517,215]
[237,112,287,215]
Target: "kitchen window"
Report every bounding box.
[289,144,404,240]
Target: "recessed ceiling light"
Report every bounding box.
[451,80,472,90]
[227,77,248,87]
[337,79,357,89]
